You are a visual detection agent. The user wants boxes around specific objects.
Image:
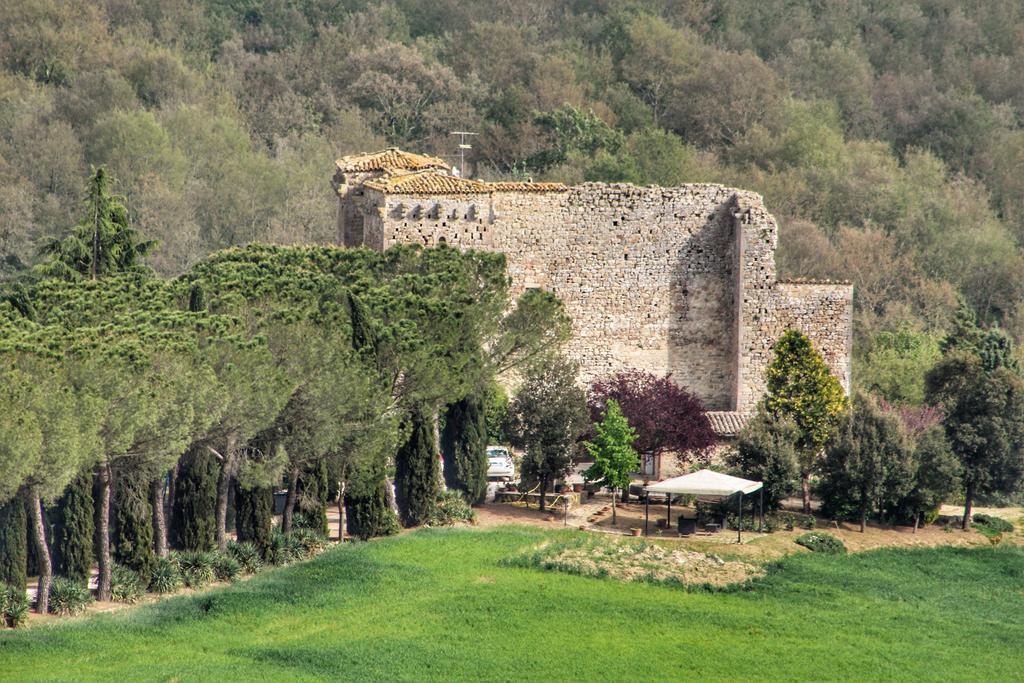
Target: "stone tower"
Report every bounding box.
[332,149,853,428]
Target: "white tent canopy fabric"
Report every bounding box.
[644,469,762,497]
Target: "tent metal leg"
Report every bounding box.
[644,497,649,536]
[667,496,672,532]
[737,492,743,543]
[759,488,764,532]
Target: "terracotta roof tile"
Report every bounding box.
[489,181,568,192]
[336,148,449,173]
[364,171,492,194]
[363,170,569,196]
[705,411,752,438]
[778,277,853,286]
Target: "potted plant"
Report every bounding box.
[630,527,642,537]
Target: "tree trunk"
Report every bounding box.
[151,477,167,557]
[96,464,112,602]
[282,466,299,533]
[539,476,548,512]
[962,483,974,530]
[385,477,399,515]
[166,461,179,538]
[913,512,920,534]
[611,488,617,525]
[801,472,811,514]
[337,480,346,542]
[215,434,239,551]
[859,499,867,533]
[28,490,52,614]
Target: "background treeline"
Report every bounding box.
[2,1,1023,407]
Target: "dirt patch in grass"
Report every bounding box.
[506,536,763,589]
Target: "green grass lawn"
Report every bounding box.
[1,526,1022,681]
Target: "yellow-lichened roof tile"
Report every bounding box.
[363,170,569,196]
[335,148,449,173]
[489,181,568,192]
[364,171,492,194]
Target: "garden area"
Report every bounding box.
[1,526,1022,681]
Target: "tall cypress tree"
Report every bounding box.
[0,493,28,589]
[113,469,156,582]
[295,459,329,536]
[171,447,218,551]
[394,411,438,527]
[346,460,399,540]
[234,482,273,552]
[52,471,94,585]
[441,394,489,504]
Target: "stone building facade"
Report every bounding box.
[333,149,853,468]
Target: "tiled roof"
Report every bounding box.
[705,411,752,438]
[364,171,492,194]
[489,181,568,192]
[363,170,570,196]
[336,148,449,173]
[778,277,852,286]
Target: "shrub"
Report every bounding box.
[149,557,182,594]
[48,577,92,616]
[801,516,817,530]
[226,541,263,574]
[212,554,241,582]
[1,584,29,628]
[973,514,1014,533]
[795,532,846,554]
[429,490,476,527]
[266,529,304,566]
[176,552,215,588]
[110,565,144,603]
[289,528,327,558]
[345,478,400,540]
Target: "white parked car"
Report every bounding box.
[486,446,515,480]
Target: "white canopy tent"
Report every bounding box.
[643,469,764,541]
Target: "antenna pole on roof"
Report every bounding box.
[449,131,477,177]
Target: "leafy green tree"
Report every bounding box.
[441,393,488,505]
[394,411,438,527]
[888,425,960,527]
[857,327,942,405]
[927,351,1024,529]
[0,493,27,590]
[764,330,848,513]
[507,354,589,511]
[818,394,913,531]
[729,409,800,511]
[583,400,638,524]
[52,470,94,585]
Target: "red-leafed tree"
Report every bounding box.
[589,370,715,475]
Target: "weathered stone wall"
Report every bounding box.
[347,181,852,413]
[730,193,852,410]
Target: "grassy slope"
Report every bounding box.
[1,526,1022,682]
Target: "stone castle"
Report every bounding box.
[332,148,852,441]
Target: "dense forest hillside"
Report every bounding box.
[2,0,1023,402]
